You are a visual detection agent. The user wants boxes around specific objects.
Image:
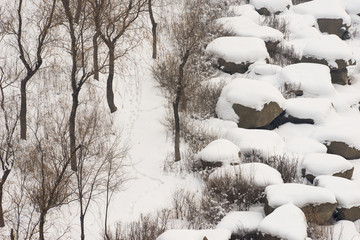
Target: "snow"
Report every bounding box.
[258,203,307,240]
[279,12,319,40]
[229,4,261,24]
[249,0,292,13]
[206,37,269,64]
[224,128,285,156]
[156,229,231,240]
[209,162,284,188]
[280,63,336,97]
[248,62,283,76]
[265,183,337,209]
[293,0,351,26]
[302,153,354,177]
[216,16,284,42]
[314,175,360,209]
[285,98,334,124]
[331,220,360,240]
[216,211,264,235]
[196,139,240,165]
[285,137,328,155]
[302,35,354,67]
[216,78,286,123]
[344,0,360,15]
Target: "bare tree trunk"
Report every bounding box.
[106,46,117,113]
[20,80,27,140]
[173,95,181,162]
[148,0,157,59]
[0,184,5,228]
[10,228,14,240]
[70,92,79,171]
[93,32,100,81]
[39,211,46,240]
[80,214,85,240]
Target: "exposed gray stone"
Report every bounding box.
[317,18,350,39]
[326,141,360,160]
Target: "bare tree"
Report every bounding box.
[18,110,76,240]
[74,104,128,240]
[88,0,147,113]
[0,67,19,227]
[60,0,97,171]
[153,0,217,161]
[6,0,57,140]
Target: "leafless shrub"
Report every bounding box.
[262,15,289,39]
[104,209,171,240]
[242,150,301,183]
[269,44,300,67]
[281,82,302,99]
[201,171,264,225]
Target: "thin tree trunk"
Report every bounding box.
[106,46,117,113]
[39,211,46,240]
[93,32,100,80]
[70,92,79,171]
[20,80,27,140]
[80,214,85,240]
[10,228,14,240]
[173,96,181,162]
[148,0,157,59]
[0,184,4,227]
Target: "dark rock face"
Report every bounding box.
[337,206,360,221]
[255,5,290,16]
[232,102,284,129]
[302,167,354,183]
[258,233,281,240]
[265,199,337,225]
[317,18,349,39]
[326,141,360,160]
[216,58,251,74]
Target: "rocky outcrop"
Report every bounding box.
[317,18,350,39]
[217,58,252,74]
[337,206,360,221]
[326,141,360,160]
[232,101,284,129]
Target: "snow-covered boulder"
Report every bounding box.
[224,128,285,156]
[265,183,337,225]
[302,153,354,182]
[196,139,240,169]
[280,63,335,98]
[216,16,283,53]
[229,4,261,23]
[313,115,360,159]
[206,37,269,74]
[293,0,351,38]
[216,78,285,129]
[285,137,328,155]
[344,0,360,16]
[258,203,307,240]
[248,63,283,76]
[315,176,360,221]
[300,35,355,85]
[156,229,231,240]
[249,0,292,16]
[285,98,334,125]
[209,163,284,188]
[216,211,263,239]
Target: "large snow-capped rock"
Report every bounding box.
[216,211,263,239]
[216,16,283,44]
[224,128,285,156]
[300,35,355,85]
[280,63,336,97]
[265,183,337,224]
[156,229,231,240]
[258,203,307,240]
[301,153,354,182]
[344,0,360,15]
[249,0,292,15]
[285,137,328,155]
[229,4,261,23]
[206,37,269,74]
[293,0,351,38]
[285,98,334,125]
[209,162,284,188]
[315,175,360,221]
[216,78,285,128]
[196,139,240,169]
[312,114,360,159]
[330,220,360,240]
